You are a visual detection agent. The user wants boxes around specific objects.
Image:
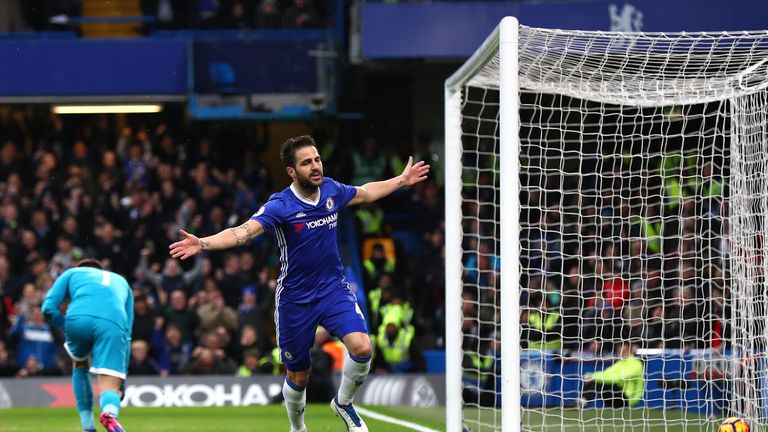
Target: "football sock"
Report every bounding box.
[337,353,371,405]
[73,368,95,431]
[283,378,307,432]
[100,390,121,418]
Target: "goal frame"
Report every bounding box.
[444,16,521,432]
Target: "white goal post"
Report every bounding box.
[445,17,768,432]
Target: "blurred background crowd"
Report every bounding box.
[0,108,446,380]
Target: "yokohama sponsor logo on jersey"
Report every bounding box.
[305,213,338,230]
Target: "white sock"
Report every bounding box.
[283,379,306,431]
[337,353,371,405]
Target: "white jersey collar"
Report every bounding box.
[290,183,321,206]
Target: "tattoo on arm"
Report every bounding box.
[200,240,211,250]
[397,177,405,187]
[229,223,254,246]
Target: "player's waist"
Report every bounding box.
[275,281,351,304]
[66,312,130,332]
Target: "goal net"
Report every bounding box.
[445,17,768,432]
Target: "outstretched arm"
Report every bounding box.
[348,156,430,206]
[169,219,264,260]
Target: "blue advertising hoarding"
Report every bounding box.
[0,39,187,96]
[362,0,768,59]
[520,349,768,417]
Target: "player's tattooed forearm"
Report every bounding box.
[230,223,253,246]
[200,239,211,250]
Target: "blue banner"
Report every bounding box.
[519,350,765,415]
[362,0,768,59]
[0,40,187,96]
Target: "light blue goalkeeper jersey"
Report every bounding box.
[42,267,134,333]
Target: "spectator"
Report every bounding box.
[153,323,193,375]
[187,333,237,375]
[236,324,262,363]
[216,253,242,308]
[124,143,149,187]
[373,303,420,373]
[236,349,269,377]
[132,294,155,343]
[0,141,23,181]
[51,233,84,270]
[197,288,238,337]
[355,202,385,239]
[363,243,395,290]
[13,283,41,318]
[664,287,700,349]
[16,356,46,378]
[367,273,394,332]
[10,305,58,373]
[186,347,235,374]
[91,221,127,273]
[128,340,160,375]
[161,289,199,343]
[522,293,562,351]
[351,136,387,186]
[140,248,203,299]
[237,286,270,351]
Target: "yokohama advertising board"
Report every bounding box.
[0,374,445,408]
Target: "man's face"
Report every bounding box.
[288,146,323,189]
[171,291,186,310]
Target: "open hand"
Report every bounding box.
[169,229,202,260]
[400,156,430,186]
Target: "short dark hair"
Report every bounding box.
[280,135,317,168]
[77,258,104,269]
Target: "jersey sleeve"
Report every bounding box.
[250,195,286,231]
[331,178,359,207]
[42,269,72,331]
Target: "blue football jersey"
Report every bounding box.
[251,177,358,304]
[42,267,134,333]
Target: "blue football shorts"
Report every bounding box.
[64,315,129,379]
[276,285,368,372]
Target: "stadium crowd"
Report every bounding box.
[457,108,731,405]
[0,109,445,379]
[514,150,728,357]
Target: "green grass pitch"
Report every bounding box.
[0,404,445,432]
[0,405,723,431]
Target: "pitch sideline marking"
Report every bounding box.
[357,406,441,432]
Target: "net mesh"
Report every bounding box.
[454,25,768,432]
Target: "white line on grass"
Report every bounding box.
[357,406,441,432]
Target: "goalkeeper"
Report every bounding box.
[41,259,133,432]
[581,342,644,408]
